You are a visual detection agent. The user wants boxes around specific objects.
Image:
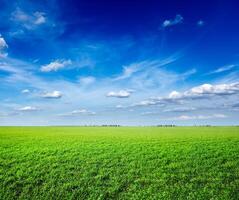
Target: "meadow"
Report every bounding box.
[0,126,238,199]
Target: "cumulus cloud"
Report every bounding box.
[0,36,8,49]
[40,59,72,72]
[131,82,239,109]
[18,106,38,111]
[162,14,183,28]
[0,35,8,57]
[41,91,62,98]
[207,64,237,75]
[168,91,181,99]
[106,90,132,98]
[168,82,239,100]
[33,12,46,25]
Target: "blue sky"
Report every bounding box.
[0,0,239,125]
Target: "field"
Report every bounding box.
[0,127,239,199]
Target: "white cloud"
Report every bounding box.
[132,97,180,108]
[197,20,205,26]
[41,91,62,99]
[59,109,96,116]
[18,106,38,111]
[33,12,46,25]
[21,89,30,94]
[186,82,239,96]
[207,64,237,75]
[168,91,181,99]
[106,90,132,98]
[11,8,46,30]
[110,56,194,94]
[132,100,158,107]
[182,68,197,77]
[40,59,72,72]
[115,63,142,80]
[131,82,239,109]
[173,114,227,120]
[0,35,8,57]
[141,111,159,115]
[162,14,183,28]
[71,109,96,115]
[0,36,8,49]
[114,55,182,81]
[213,114,227,118]
[116,104,124,108]
[163,107,196,112]
[168,82,239,100]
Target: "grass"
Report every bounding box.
[0,127,239,199]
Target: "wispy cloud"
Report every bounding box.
[11,8,47,29]
[132,100,158,107]
[106,90,132,98]
[113,60,167,81]
[40,59,72,72]
[162,14,183,28]
[206,64,237,75]
[114,53,182,81]
[171,114,227,120]
[59,109,96,117]
[17,106,39,111]
[130,82,239,110]
[141,111,159,116]
[141,107,202,116]
[11,8,47,30]
[71,109,96,115]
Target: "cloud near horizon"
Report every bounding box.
[171,114,227,121]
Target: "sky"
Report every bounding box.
[0,0,239,126]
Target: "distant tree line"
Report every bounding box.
[156,125,176,127]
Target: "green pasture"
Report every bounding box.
[0,127,238,199]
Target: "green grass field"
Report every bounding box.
[0,127,239,199]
